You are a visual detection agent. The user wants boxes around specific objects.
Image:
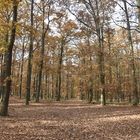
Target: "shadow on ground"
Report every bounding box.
[0,97,140,140]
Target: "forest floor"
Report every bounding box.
[0,97,140,140]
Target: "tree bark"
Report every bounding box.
[25,0,34,105]
[95,0,106,105]
[0,0,18,116]
[55,40,65,101]
[18,38,25,99]
[123,0,139,105]
[36,0,49,102]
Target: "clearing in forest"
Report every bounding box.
[0,97,140,140]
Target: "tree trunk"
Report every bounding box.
[0,55,1,98]
[55,41,64,101]
[94,0,106,106]
[0,0,18,116]
[65,73,69,100]
[25,0,34,105]
[98,26,106,106]
[88,77,93,103]
[0,55,4,100]
[36,1,45,102]
[123,0,139,105]
[116,57,122,103]
[18,38,25,99]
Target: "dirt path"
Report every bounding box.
[0,97,140,140]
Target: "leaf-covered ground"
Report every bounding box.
[0,97,140,140]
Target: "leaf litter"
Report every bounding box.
[0,97,140,140]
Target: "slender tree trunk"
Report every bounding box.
[116,56,122,103]
[34,74,38,100]
[98,26,106,106]
[65,73,69,100]
[94,0,106,105]
[36,0,46,102]
[87,36,94,103]
[87,53,93,103]
[0,55,4,99]
[25,0,34,105]
[47,75,50,99]
[107,27,113,102]
[123,0,139,105]
[1,32,9,102]
[0,0,18,116]
[79,80,84,100]
[70,79,74,98]
[0,55,3,99]
[52,74,54,99]
[56,41,65,101]
[36,1,51,102]
[18,39,25,99]
[11,46,17,96]
[88,76,93,103]
[45,74,50,99]
[79,58,85,100]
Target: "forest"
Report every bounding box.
[0,0,140,139]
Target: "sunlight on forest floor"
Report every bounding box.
[0,97,140,140]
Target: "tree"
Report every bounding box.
[63,0,115,105]
[36,0,51,102]
[18,37,25,99]
[25,0,34,105]
[122,0,139,105]
[55,17,78,101]
[0,0,18,116]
